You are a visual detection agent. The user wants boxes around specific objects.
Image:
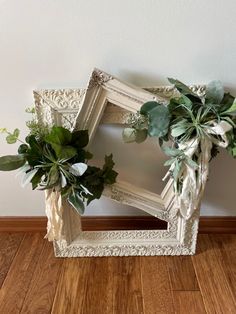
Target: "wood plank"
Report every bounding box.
[141,256,174,314]
[192,234,236,313]
[51,258,91,313]
[1,216,236,233]
[209,234,236,300]
[112,257,144,314]
[82,257,115,314]
[172,291,206,313]
[0,233,45,313]
[0,233,24,288]
[166,256,199,291]
[20,241,63,314]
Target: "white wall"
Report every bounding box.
[0,0,236,216]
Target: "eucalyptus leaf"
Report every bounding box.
[6,128,20,144]
[140,101,159,115]
[13,128,20,138]
[135,129,148,143]
[6,134,18,144]
[0,155,26,171]
[122,128,137,143]
[148,105,170,137]
[205,80,224,104]
[68,191,85,215]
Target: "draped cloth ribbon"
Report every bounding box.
[164,120,232,219]
[45,189,65,241]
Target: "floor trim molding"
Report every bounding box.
[0,216,236,233]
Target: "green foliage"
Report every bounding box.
[102,154,118,184]
[45,126,72,146]
[122,128,137,143]
[71,130,89,148]
[18,144,28,154]
[220,93,235,113]
[122,128,148,144]
[168,78,201,103]
[227,129,236,158]
[44,126,76,159]
[138,101,170,139]
[68,190,85,215]
[223,99,236,115]
[140,101,160,115]
[205,80,224,104]
[147,104,170,137]
[25,107,35,114]
[0,119,118,215]
[79,154,118,205]
[0,128,21,144]
[123,77,236,193]
[123,112,148,144]
[0,155,26,171]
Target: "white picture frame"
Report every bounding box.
[34,69,206,256]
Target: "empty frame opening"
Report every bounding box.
[81,197,168,231]
[81,216,168,231]
[89,124,168,195]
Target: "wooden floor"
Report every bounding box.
[0,234,236,313]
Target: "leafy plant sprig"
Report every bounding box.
[123,78,236,191]
[0,117,118,214]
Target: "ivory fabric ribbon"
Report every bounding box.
[44,189,65,241]
[177,137,212,219]
[165,120,232,219]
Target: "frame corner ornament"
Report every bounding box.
[88,68,113,89]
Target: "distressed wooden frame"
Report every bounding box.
[34,69,206,256]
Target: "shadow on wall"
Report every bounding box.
[117,69,167,87]
[202,149,236,215]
